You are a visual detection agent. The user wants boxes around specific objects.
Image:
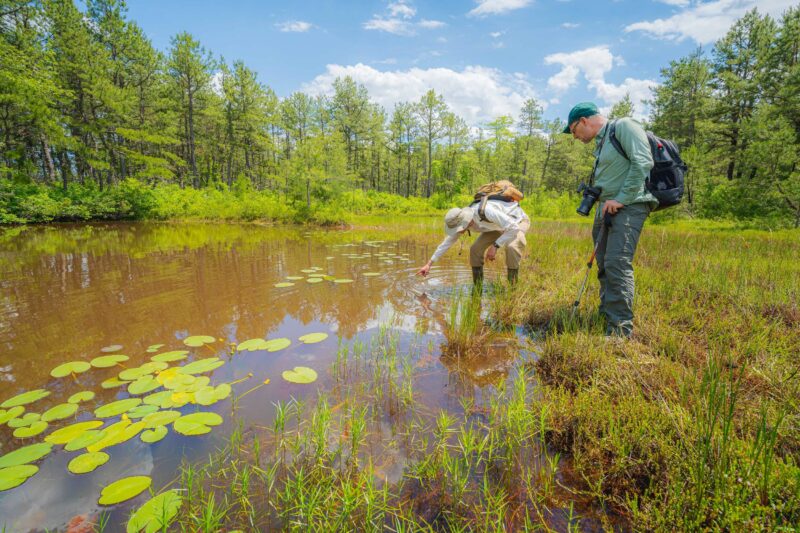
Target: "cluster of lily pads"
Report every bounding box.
[274,266,354,287]
[0,329,330,531]
[272,244,413,290]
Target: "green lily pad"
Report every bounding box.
[143,391,173,408]
[98,475,152,506]
[128,376,161,396]
[183,335,215,347]
[193,386,216,406]
[145,344,165,353]
[333,279,354,284]
[300,269,316,274]
[101,377,128,389]
[45,421,104,444]
[51,361,92,378]
[142,410,182,429]
[2,389,50,409]
[162,373,195,390]
[306,277,323,284]
[41,402,78,422]
[237,338,269,352]
[184,376,210,392]
[362,272,381,277]
[167,391,193,407]
[90,354,130,368]
[299,332,329,344]
[212,383,232,402]
[0,406,26,425]
[126,490,182,533]
[265,338,291,352]
[119,361,168,381]
[285,276,304,281]
[0,464,38,491]
[282,367,318,384]
[7,413,38,428]
[0,442,53,468]
[94,398,142,418]
[65,430,106,452]
[173,412,223,436]
[140,425,168,444]
[127,404,159,419]
[88,421,146,452]
[100,344,123,353]
[178,357,224,375]
[13,421,48,438]
[68,452,109,474]
[274,282,294,288]
[150,350,189,363]
[68,391,96,404]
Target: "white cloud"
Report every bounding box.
[468,0,533,17]
[657,0,690,5]
[210,71,224,96]
[490,31,505,38]
[301,63,544,125]
[546,65,580,92]
[544,46,656,119]
[625,0,796,45]
[492,41,506,49]
[276,20,312,33]
[364,17,414,35]
[364,2,445,35]
[561,22,579,29]
[545,46,614,92]
[419,19,446,29]
[388,1,416,18]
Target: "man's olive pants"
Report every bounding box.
[592,203,650,337]
[469,219,530,269]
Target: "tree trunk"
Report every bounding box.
[540,140,552,186]
[41,136,56,183]
[187,88,198,187]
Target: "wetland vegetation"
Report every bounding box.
[1,1,800,531]
[3,218,795,531]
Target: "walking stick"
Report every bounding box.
[572,213,612,315]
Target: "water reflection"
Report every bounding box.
[0,222,523,531]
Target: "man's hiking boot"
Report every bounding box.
[507,268,518,284]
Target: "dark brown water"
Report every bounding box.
[0,222,527,531]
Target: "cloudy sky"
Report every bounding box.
[126,0,797,126]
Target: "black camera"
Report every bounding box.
[576,183,602,216]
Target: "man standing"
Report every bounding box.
[564,102,657,338]
[416,199,530,285]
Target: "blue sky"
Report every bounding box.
[124,0,796,126]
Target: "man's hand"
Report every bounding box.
[602,199,624,216]
[416,262,432,277]
[485,246,497,262]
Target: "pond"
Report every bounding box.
[0,221,537,531]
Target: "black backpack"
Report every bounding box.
[608,121,687,211]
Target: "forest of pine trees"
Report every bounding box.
[1,1,799,226]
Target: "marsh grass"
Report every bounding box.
[171,326,601,531]
[489,220,800,530]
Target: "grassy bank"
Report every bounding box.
[488,220,800,530]
[5,178,796,230]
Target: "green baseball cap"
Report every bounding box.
[562,102,599,133]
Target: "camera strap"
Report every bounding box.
[589,120,614,186]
